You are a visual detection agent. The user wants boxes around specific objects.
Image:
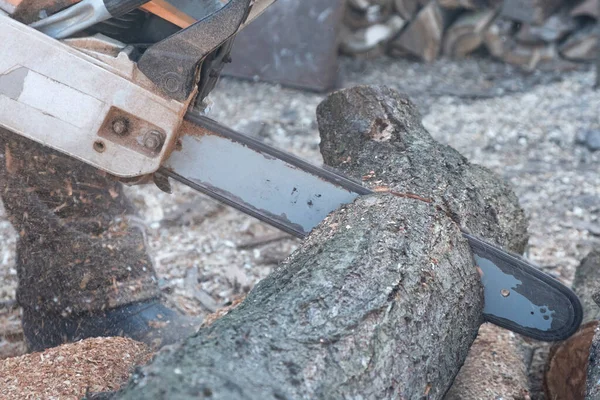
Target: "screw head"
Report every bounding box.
[143,131,164,151]
[163,73,182,94]
[111,118,129,136]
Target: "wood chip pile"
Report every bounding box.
[0,337,152,399]
[341,0,599,70]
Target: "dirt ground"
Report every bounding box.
[0,56,599,398]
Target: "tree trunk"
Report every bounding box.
[115,86,527,400]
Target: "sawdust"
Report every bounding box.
[0,337,152,399]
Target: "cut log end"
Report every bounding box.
[544,322,598,400]
[545,249,600,400]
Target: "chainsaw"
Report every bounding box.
[0,0,583,341]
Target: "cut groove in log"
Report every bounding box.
[114,86,528,400]
[443,9,497,58]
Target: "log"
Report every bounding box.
[318,86,531,399]
[543,250,600,400]
[515,9,577,44]
[394,0,419,19]
[438,0,480,9]
[484,19,561,71]
[585,251,600,399]
[348,0,371,12]
[113,86,527,399]
[392,2,453,62]
[571,0,598,19]
[438,0,503,8]
[500,0,564,25]
[345,0,393,29]
[560,25,598,62]
[340,15,406,55]
[443,9,497,58]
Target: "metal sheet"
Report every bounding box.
[466,233,582,341]
[165,115,369,237]
[223,0,346,92]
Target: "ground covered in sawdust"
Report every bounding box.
[0,56,599,399]
[0,337,152,399]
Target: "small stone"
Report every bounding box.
[577,130,600,151]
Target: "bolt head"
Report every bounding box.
[143,131,164,151]
[112,118,129,136]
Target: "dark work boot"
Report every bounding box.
[22,299,201,352]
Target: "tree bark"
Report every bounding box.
[319,88,531,400]
[115,86,527,400]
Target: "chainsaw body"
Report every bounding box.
[0,0,270,179]
[0,0,584,341]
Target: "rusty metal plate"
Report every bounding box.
[223,0,346,92]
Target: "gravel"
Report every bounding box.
[0,55,599,397]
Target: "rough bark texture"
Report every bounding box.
[317,86,528,253]
[115,86,527,399]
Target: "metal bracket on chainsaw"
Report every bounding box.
[0,14,187,177]
[137,0,252,101]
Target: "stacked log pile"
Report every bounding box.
[341,0,599,70]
